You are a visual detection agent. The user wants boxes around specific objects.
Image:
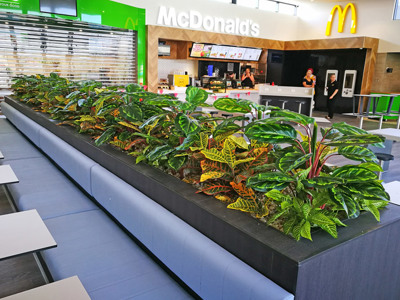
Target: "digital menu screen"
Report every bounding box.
[191,43,261,61]
[190,43,213,58]
[242,48,262,61]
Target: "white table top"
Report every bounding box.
[0,210,57,260]
[368,128,400,142]
[0,164,19,184]
[2,276,91,300]
[383,181,400,206]
[0,150,4,159]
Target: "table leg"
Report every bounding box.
[387,96,395,114]
[397,115,400,130]
[359,116,364,129]
[379,115,384,129]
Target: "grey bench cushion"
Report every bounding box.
[91,164,294,300]
[39,127,97,195]
[0,132,43,161]
[42,210,192,300]
[6,157,98,219]
[1,102,42,146]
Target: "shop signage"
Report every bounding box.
[157,6,260,37]
[325,3,357,36]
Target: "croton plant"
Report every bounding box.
[11,74,389,241]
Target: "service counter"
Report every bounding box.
[160,85,315,116]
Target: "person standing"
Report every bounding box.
[302,68,316,88]
[325,74,339,120]
[241,67,255,88]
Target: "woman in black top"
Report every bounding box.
[326,74,339,120]
[302,68,315,88]
[241,67,255,88]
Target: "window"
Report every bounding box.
[394,0,400,20]
[0,12,137,88]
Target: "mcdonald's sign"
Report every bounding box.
[325,3,357,36]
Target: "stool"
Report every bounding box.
[209,111,219,117]
[222,113,233,118]
[296,101,306,114]
[261,99,272,106]
[375,153,394,180]
[278,100,288,110]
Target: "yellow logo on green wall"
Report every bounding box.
[325,3,357,36]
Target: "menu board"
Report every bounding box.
[191,43,261,61]
[242,48,262,61]
[227,47,247,60]
[209,45,229,59]
[190,43,204,57]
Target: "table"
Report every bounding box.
[2,276,91,300]
[0,164,19,185]
[368,128,400,171]
[368,128,400,142]
[0,150,4,159]
[353,94,400,129]
[0,209,57,261]
[383,181,400,206]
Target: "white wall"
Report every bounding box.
[112,0,400,53]
[158,59,198,79]
[295,0,400,53]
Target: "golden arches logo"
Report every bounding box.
[325,3,357,36]
[125,17,138,30]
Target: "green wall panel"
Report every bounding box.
[0,0,146,84]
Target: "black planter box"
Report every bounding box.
[5,96,400,300]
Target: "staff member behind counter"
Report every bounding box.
[241,67,255,88]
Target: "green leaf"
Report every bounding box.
[358,162,383,172]
[309,212,335,225]
[302,177,344,188]
[227,197,268,218]
[201,148,227,164]
[269,110,314,126]
[175,113,201,137]
[338,146,378,163]
[245,122,297,144]
[332,122,368,135]
[363,202,381,221]
[279,152,312,172]
[185,86,209,106]
[302,203,312,219]
[292,219,305,241]
[247,172,294,192]
[139,113,166,129]
[322,134,385,146]
[168,155,187,171]
[95,128,116,146]
[176,134,199,151]
[329,187,360,219]
[213,121,241,142]
[213,98,252,113]
[146,145,174,162]
[332,165,377,182]
[119,103,143,121]
[265,190,290,202]
[283,216,297,235]
[320,224,338,238]
[300,221,312,241]
[345,182,390,202]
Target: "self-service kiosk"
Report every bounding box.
[342,70,357,98]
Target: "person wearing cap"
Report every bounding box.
[325,73,339,120]
[302,68,316,88]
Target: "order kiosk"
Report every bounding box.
[342,70,357,98]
